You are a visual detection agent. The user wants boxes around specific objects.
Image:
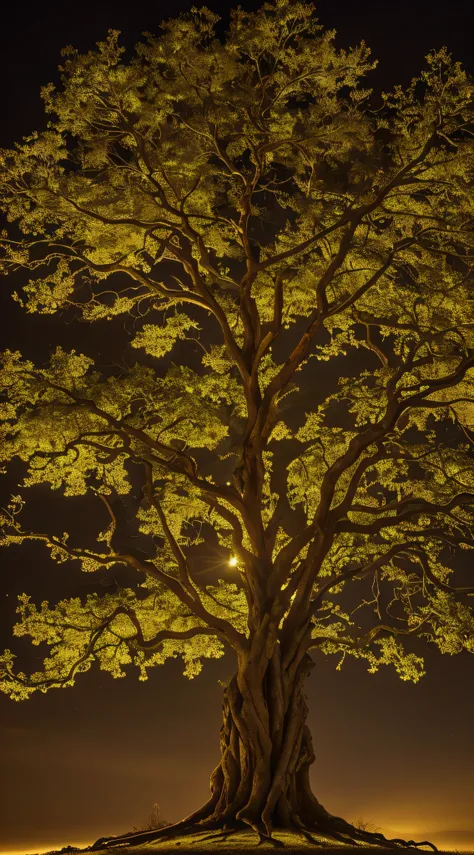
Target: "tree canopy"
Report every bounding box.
[1,0,474,703]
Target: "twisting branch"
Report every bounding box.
[0,607,127,691]
[94,492,118,548]
[143,461,196,595]
[1,506,245,650]
[20,372,245,511]
[337,492,474,535]
[308,542,417,616]
[277,351,474,581]
[127,620,227,652]
[354,616,432,648]
[411,551,474,597]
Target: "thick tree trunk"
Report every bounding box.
[203,648,327,837]
[94,644,437,850]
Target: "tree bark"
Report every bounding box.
[198,647,335,837]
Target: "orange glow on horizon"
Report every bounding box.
[2,829,474,855]
[0,844,92,855]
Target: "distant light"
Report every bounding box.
[228,556,238,567]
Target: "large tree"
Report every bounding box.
[1,1,474,848]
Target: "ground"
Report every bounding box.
[34,829,474,855]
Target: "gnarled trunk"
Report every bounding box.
[203,648,327,837]
[94,644,437,851]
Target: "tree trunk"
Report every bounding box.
[201,647,333,838]
[94,644,437,851]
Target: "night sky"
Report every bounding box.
[1,1,474,852]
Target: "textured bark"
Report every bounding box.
[203,649,319,836]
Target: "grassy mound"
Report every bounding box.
[90,827,449,854]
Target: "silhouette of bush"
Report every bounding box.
[133,802,171,832]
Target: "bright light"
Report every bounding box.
[228,555,238,567]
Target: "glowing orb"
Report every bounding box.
[228,555,238,567]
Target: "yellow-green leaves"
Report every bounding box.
[131,314,201,360]
[1,2,474,699]
[0,587,227,698]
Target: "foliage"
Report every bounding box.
[1,0,474,700]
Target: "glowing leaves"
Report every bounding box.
[0,350,132,496]
[158,365,232,449]
[1,1,474,705]
[0,342,235,511]
[0,650,33,701]
[287,411,359,520]
[47,346,95,382]
[12,259,77,314]
[201,345,246,414]
[131,314,201,360]
[201,581,248,636]
[368,638,425,683]
[0,587,227,697]
[336,368,392,427]
[0,351,36,425]
[316,633,425,683]
[426,375,474,431]
[418,592,474,656]
[201,344,233,376]
[137,480,208,548]
[137,632,225,681]
[81,294,138,322]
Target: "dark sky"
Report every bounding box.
[1,1,474,852]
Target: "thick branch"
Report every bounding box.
[128,621,226,651]
[337,492,474,535]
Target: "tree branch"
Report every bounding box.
[337,492,474,535]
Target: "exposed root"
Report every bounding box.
[90,810,437,852]
[318,816,438,851]
[256,832,285,847]
[188,827,241,845]
[90,816,218,849]
[353,825,438,850]
[292,827,325,846]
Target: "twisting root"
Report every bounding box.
[257,832,285,847]
[293,828,324,846]
[317,815,438,851]
[187,827,241,845]
[89,815,437,852]
[89,814,219,849]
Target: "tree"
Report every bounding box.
[1,0,474,847]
